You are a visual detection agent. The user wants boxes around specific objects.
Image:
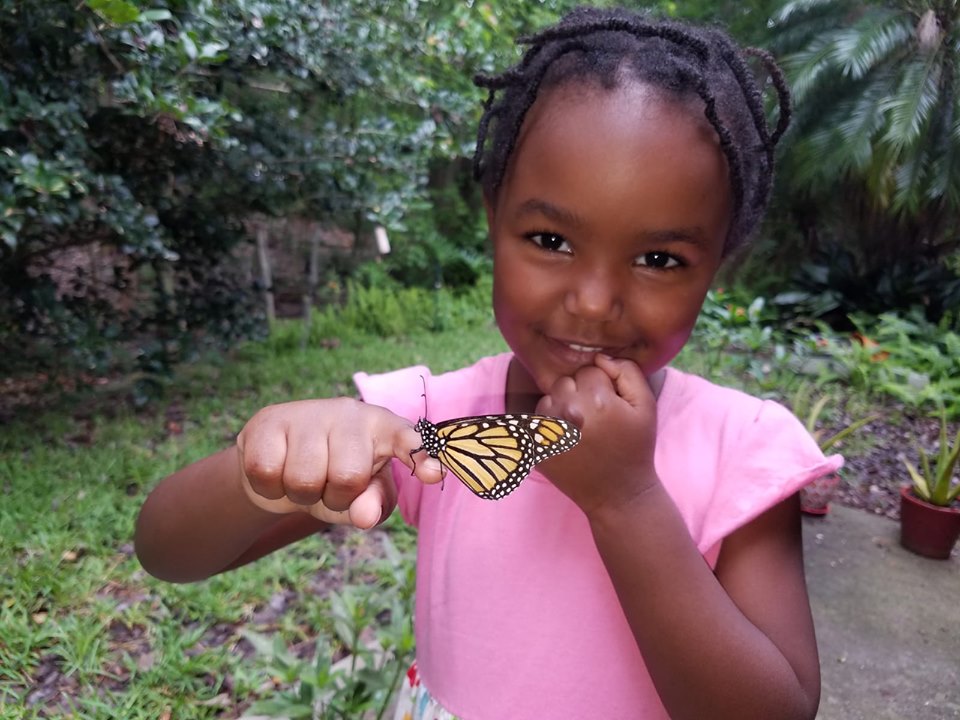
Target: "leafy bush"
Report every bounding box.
[1,0,564,384]
[811,311,960,416]
[263,272,494,353]
[242,536,415,720]
[771,245,960,327]
[687,289,786,382]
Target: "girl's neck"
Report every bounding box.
[504,358,541,414]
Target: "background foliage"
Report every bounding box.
[766,0,960,323]
[0,0,595,382]
[4,0,960,397]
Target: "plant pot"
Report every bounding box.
[899,485,960,560]
[801,472,841,516]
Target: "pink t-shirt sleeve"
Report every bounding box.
[700,397,843,551]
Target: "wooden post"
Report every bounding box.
[302,228,321,348]
[255,224,275,326]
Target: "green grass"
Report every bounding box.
[0,321,508,719]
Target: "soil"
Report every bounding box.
[826,409,944,520]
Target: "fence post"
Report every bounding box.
[302,228,321,348]
[255,224,275,327]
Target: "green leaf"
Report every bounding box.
[199,41,229,60]
[819,414,880,453]
[86,0,140,25]
[181,33,198,61]
[932,426,960,504]
[903,458,932,501]
[139,9,173,22]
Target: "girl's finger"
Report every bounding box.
[595,354,652,407]
[236,424,289,500]
[240,478,304,515]
[392,424,446,486]
[280,434,330,506]
[345,465,398,529]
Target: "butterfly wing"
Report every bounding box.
[431,414,580,500]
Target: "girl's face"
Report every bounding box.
[488,81,732,403]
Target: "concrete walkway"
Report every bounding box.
[803,506,960,719]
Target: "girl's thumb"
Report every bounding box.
[595,354,654,407]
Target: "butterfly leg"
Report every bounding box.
[408,445,446,491]
[408,446,422,476]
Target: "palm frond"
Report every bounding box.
[928,113,960,207]
[772,0,858,27]
[880,54,942,152]
[771,0,960,219]
[768,0,868,57]
[892,137,934,213]
[836,79,898,170]
[782,35,846,101]
[834,13,912,80]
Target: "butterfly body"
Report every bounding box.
[412,414,581,500]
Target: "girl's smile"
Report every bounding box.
[488,81,733,408]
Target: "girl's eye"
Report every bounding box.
[635,251,682,269]
[527,232,571,253]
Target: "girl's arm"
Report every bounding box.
[540,357,819,720]
[135,447,327,582]
[588,488,818,720]
[135,398,442,583]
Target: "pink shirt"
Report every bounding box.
[354,353,841,719]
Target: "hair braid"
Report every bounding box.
[472,6,792,255]
[743,47,792,146]
[475,40,592,200]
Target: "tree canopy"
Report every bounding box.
[0,0,602,379]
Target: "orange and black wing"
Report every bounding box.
[418,414,579,500]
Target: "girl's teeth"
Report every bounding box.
[567,343,602,352]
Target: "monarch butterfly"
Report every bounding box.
[410,413,581,500]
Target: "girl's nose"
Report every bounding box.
[563,267,623,321]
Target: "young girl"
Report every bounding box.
[136,7,842,719]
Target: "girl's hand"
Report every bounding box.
[536,354,659,515]
[236,398,444,528]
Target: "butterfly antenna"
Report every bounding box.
[419,374,428,419]
[410,375,429,477]
[413,375,444,491]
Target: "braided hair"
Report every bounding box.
[473,6,791,255]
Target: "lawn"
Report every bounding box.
[1,323,508,719]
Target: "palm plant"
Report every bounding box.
[769,1,960,288]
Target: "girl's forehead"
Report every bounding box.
[503,80,725,194]
[493,79,732,252]
[525,79,708,143]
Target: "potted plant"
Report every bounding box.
[791,385,877,515]
[900,411,960,559]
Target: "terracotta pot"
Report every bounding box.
[800,472,841,516]
[899,485,960,560]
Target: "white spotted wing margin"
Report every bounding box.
[410,413,581,500]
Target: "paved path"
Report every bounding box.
[803,506,960,719]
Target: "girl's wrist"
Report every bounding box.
[582,470,664,527]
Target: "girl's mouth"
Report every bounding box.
[564,342,604,353]
[546,335,628,361]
